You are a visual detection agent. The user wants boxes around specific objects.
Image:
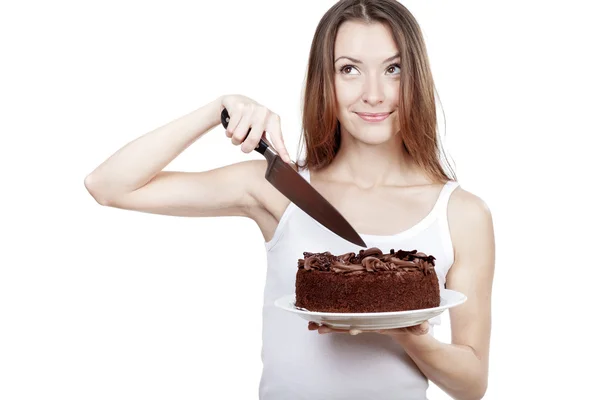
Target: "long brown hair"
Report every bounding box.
[298,0,456,183]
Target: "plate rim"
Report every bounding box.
[274,288,467,317]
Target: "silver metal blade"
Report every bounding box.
[263,149,366,247]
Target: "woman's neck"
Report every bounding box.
[319,132,426,189]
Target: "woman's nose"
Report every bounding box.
[361,75,384,105]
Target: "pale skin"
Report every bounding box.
[85,20,494,400]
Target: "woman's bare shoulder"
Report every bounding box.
[448,186,491,217]
[447,185,494,258]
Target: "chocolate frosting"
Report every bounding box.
[298,247,436,276]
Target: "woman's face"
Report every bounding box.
[334,21,401,145]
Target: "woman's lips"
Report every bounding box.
[355,112,391,122]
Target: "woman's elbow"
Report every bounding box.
[467,375,488,400]
[84,174,113,206]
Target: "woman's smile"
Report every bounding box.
[355,111,392,122]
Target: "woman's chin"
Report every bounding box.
[347,132,396,146]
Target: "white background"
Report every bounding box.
[1,0,599,399]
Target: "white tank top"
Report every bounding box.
[259,166,460,400]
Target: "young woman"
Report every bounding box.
[85,1,495,399]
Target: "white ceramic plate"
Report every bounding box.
[274,289,467,330]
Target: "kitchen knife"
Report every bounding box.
[220,108,366,248]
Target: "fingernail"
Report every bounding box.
[349,329,362,335]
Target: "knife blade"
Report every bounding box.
[220,108,366,248]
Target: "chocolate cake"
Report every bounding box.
[295,247,440,313]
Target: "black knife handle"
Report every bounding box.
[220,108,269,155]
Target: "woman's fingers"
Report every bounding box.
[308,322,337,333]
[265,113,291,163]
[223,103,244,139]
[221,99,291,161]
[308,321,320,331]
[307,322,362,335]
[307,321,430,336]
[231,109,252,146]
[241,106,271,152]
[242,121,266,153]
[407,321,429,335]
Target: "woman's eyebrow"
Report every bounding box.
[334,53,401,64]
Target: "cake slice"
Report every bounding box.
[295,247,440,313]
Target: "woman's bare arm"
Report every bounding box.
[84,95,289,220]
[91,161,270,218]
[386,187,495,400]
[85,97,222,204]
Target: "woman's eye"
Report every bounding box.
[340,65,358,74]
[339,64,400,75]
[387,64,401,74]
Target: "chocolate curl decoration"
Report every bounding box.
[339,252,356,263]
[331,261,364,274]
[304,256,322,270]
[361,247,383,258]
[388,257,417,268]
[362,256,385,272]
[298,247,436,275]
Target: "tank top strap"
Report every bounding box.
[432,180,460,219]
